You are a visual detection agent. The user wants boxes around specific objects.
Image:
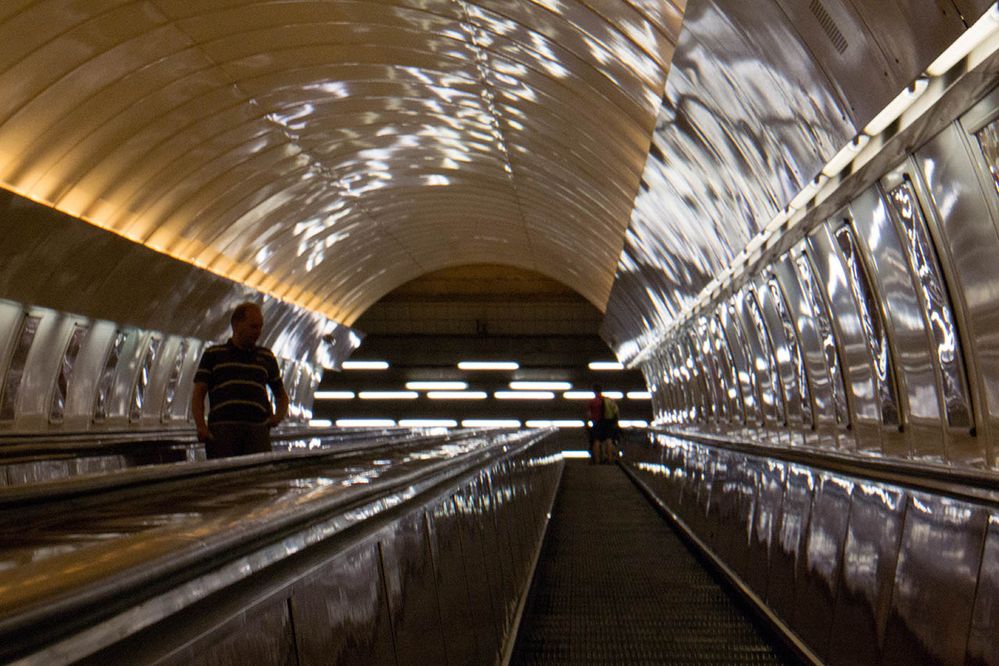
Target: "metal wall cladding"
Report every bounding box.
[849,187,944,460]
[627,435,999,666]
[376,512,448,665]
[0,296,327,437]
[290,540,397,665]
[163,597,299,666]
[603,0,954,358]
[95,437,561,665]
[0,189,354,379]
[882,493,989,665]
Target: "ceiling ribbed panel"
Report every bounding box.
[0,1,683,325]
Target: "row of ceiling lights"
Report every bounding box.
[315,389,652,400]
[309,418,651,429]
[339,360,626,370]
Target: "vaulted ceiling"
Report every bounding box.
[0,1,684,325]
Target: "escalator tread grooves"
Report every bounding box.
[510,463,789,665]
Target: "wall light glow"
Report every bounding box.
[588,361,624,370]
[314,390,355,400]
[627,391,652,400]
[398,419,458,427]
[308,419,333,427]
[526,420,585,428]
[428,391,488,400]
[495,391,555,400]
[509,381,572,390]
[457,361,519,370]
[358,391,418,400]
[336,418,396,427]
[342,360,389,370]
[405,381,468,390]
[461,419,521,427]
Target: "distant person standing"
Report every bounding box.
[192,302,288,459]
[586,384,619,464]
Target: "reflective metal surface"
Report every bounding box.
[0,429,562,664]
[0,1,682,324]
[627,433,999,666]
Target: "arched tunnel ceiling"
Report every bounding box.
[0,1,684,326]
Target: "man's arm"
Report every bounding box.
[269,385,289,427]
[191,382,210,442]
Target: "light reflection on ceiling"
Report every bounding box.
[0,1,684,325]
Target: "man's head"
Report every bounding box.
[592,384,603,396]
[230,302,264,349]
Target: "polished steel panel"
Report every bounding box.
[453,486,502,663]
[771,0,902,126]
[915,121,999,465]
[765,269,814,430]
[827,481,906,666]
[966,512,999,665]
[129,335,161,423]
[808,224,882,452]
[747,459,786,599]
[160,339,188,422]
[793,472,853,660]
[93,329,128,423]
[850,186,944,459]
[426,496,481,665]
[378,511,447,665]
[50,323,88,424]
[164,597,297,666]
[721,301,762,425]
[883,492,988,665]
[884,174,973,432]
[711,314,746,424]
[767,464,814,625]
[793,248,850,429]
[0,312,39,421]
[834,221,901,429]
[289,540,396,665]
[744,287,787,428]
[603,0,855,358]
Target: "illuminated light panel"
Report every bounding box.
[863,78,929,136]
[427,391,488,400]
[308,419,332,427]
[342,360,389,370]
[925,4,999,76]
[399,419,458,427]
[461,419,522,427]
[336,419,396,427]
[588,361,624,370]
[627,391,652,400]
[509,381,571,390]
[405,381,468,390]
[527,420,585,428]
[563,391,623,400]
[561,450,592,459]
[494,391,555,400]
[358,391,418,400]
[314,391,355,400]
[620,420,649,428]
[457,361,519,370]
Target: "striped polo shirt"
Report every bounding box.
[194,340,283,425]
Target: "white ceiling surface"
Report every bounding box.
[0,1,683,325]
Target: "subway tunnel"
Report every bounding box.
[1,1,999,663]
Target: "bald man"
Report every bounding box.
[192,302,289,459]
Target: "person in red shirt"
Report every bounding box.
[586,384,619,464]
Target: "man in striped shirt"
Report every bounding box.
[192,302,288,459]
